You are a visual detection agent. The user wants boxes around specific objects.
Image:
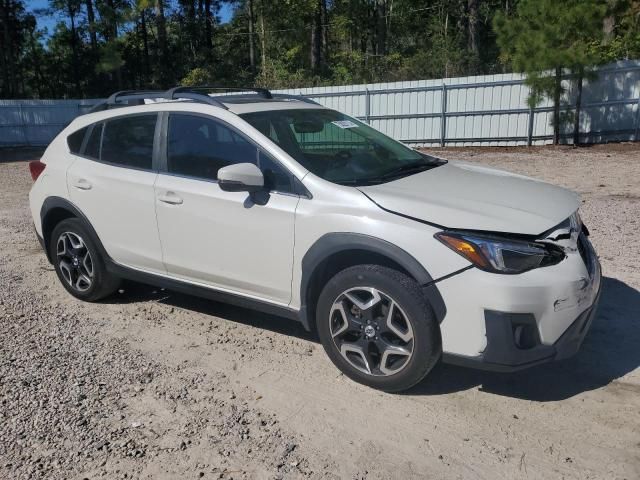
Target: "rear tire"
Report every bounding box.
[49,218,120,301]
[316,264,442,392]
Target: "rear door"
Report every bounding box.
[67,113,165,274]
[154,112,299,305]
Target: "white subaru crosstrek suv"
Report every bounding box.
[28,87,601,392]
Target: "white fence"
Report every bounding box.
[1,60,639,148]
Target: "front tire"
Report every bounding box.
[316,265,442,392]
[49,218,120,301]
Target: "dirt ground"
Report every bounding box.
[0,144,639,480]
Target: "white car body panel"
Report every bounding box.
[154,173,298,305]
[437,245,600,356]
[67,157,165,273]
[359,160,580,235]
[290,172,471,309]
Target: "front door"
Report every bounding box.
[154,113,299,305]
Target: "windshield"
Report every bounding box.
[240,108,445,186]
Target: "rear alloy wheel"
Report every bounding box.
[50,218,120,301]
[317,265,442,392]
[56,231,94,293]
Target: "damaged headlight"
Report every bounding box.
[435,231,565,274]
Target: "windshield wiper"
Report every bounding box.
[375,162,434,181]
[334,160,441,187]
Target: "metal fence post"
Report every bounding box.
[365,88,371,124]
[527,105,535,146]
[440,83,447,147]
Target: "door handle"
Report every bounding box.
[158,192,183,205]
[73,178,92,190]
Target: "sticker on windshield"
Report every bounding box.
[332,120,358,129]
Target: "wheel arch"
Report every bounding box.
[299,233,446,332]
[40,196,108,264]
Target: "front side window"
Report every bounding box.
[167,114,293,192]
[101,114,157,170]
[241,109,445,186]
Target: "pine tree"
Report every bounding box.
[494,0,608,145]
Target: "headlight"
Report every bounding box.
[435,231,565,274]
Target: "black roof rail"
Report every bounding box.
[271,93,321,106]
[87,85,320,115]
[167,85,273,99]
[87,88,231,113]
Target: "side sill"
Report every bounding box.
[105,261,301,323]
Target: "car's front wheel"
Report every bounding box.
[316,265,442,392]
[49,218,120,301]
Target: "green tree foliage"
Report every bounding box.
[0,0,638,99]
[493,0,633,144]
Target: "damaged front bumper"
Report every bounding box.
[439,232,602,373]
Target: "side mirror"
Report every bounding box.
[218,163,264,193]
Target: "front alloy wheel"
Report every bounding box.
[330,287,414,376]
[317,265,442,392]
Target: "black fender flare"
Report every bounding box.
[299,233,447,331]
[40,196,110,264]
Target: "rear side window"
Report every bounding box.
[67,127,88,154]
[101,114,157,170]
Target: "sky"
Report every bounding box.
[26,0,235,40]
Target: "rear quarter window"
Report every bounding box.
[84,124,103,159]
[67,126,88,154]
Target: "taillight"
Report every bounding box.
[29,160,46,181]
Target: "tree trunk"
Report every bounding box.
[259,1,266,69]
[140,9,150,84]
[573,68,583,146]
[204,0,212,51]
[0,0,13,96]
[467,0,479,71]
[85,0,98,50]
[310,0,322,73]
[320,0,328,69]
[67,3,81,93]
[106,0,118,40]
[28,27,43,97]
[553,66,562,145]
[156,0,170,86]
[247,0,255,72]
[375,0,386,56]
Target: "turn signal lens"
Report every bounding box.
[435,234,490,269]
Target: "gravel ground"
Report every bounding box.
[0,144,639,479]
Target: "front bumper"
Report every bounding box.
[439,233,602,372]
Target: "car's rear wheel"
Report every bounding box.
[316,265,442,392]
[49,218,120,301]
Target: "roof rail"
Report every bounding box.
[271,93,321,106]
[167,85,273,99]
[88,87,231,113]
[87,85,320,115]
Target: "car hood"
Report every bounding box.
[358,160,580,236]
